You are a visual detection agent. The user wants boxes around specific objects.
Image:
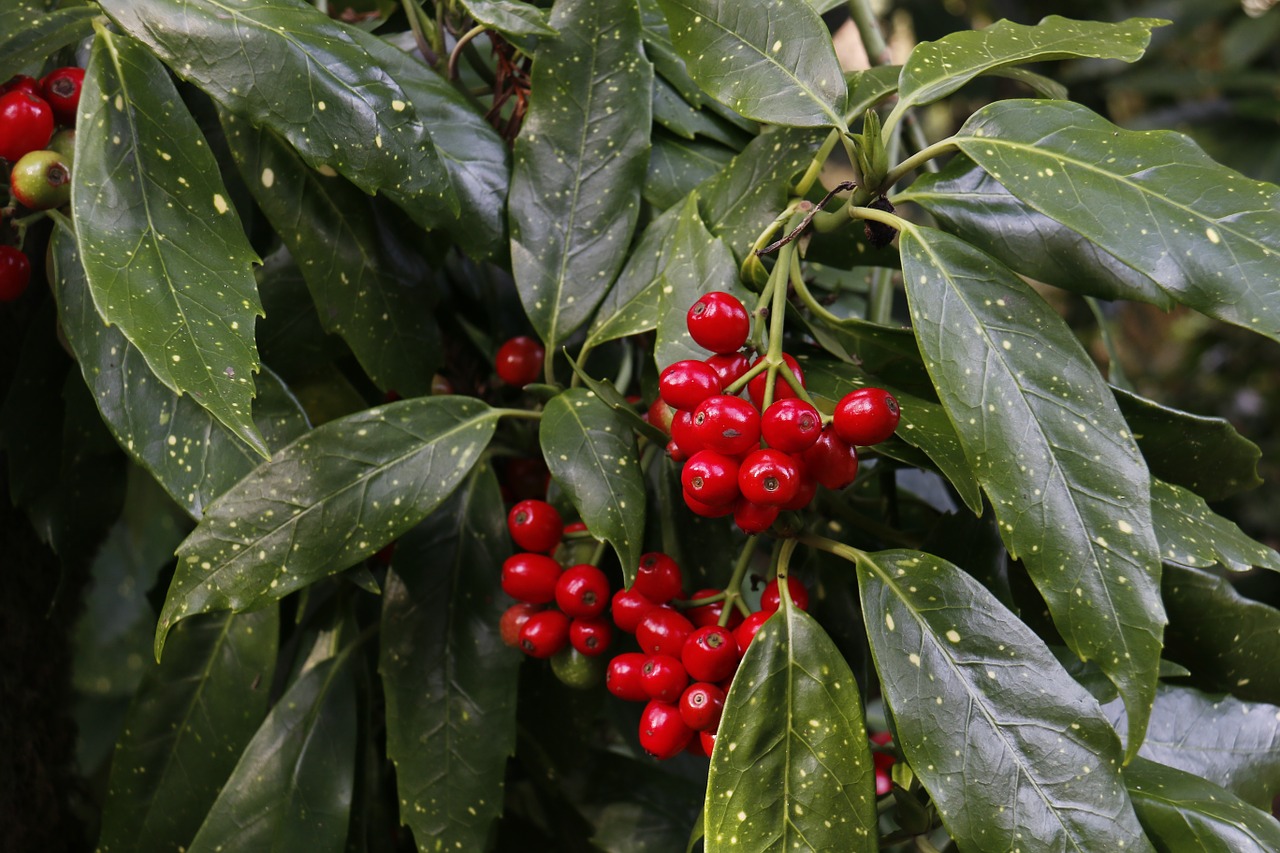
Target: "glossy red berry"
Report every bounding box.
[639,700,693,760]
[555,564,611,618]
[733,499,779,535]
[802,428,860,490]
[681,449,741,507]
[633,552,684,604]
[640,655,689,702]
[0,246,31,302]
[833,387,901,445]
[761,576,810,612]
[737,448,803,507]
[704,352,751,388]
[507,499,563,553]
[683,489,737,518]
[700,730,717,756]
[668,410,708,458]
[779,469,818,512]
[746,353,804,409]
[606,652,650,702]
[645,397,675,435]
[0,91,54,162]
[659,359,722,411]
[564,520,589,535]
[686,291,750,354]
[692,395,760,456]
[734,610,772,652]
[494,335,545,386]
[39,67,84,126]
[636,606,694,657]
[501,552,562,604]
[679,682,726,732]
[1,75,39,97]
[611,588,657,633]
[761,398,823,453]
[682,625,740,683]
[518,609,570,658]
[685,589,742,629]
[499,602,541,648]
[569,617,613,656]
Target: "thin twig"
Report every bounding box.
[756,181,856,256]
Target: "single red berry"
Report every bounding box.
[870,731,897,773]
[705,352,751,388]
[494,335,545,386]
[518,610,570,658]
[646,397,675,435]
[555,564,611,619]
[760,576,810,612]
[659,359,722,411]
[640,654,689,703]
[738,448,803,507]
[875,767,893,796]
[833,387,901,446]
[633,552,684,604]
[666,439,688,463]
[611,588,657,633]
[700,730,717,756]
[746,353,805,409]
[564,521,589,535]
[683,489,737,518]
[685,588,742,629]
[669,410,708,458]
[779,469,818,511]
[686,291,750,354]
[501,552,563,604]
[0,91,54,162]
[500,602,542,648]
[801,428,860,490]
[681,449,741,507]
[733,499,779,535]
[0,246,31,302]
[639,700,693,760]
[636,606,694,657]
[734,610,771,652]
[1,75,39,97]
[679,682,726,732]
[606,652,650,702]
[507,499,564,553]
[682,625,740,683]
[761,398,823,453]
[10,149,71,210]
[569,616,613,656]
[39,67,85,126]
[692,395,761,456]
[685,733,711,758]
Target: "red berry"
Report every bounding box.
[692,395,761,456]
[682,625,740,683]
[639,700,694,760]
[746,353,804,409]
[686,291,750,354]
[564,521,589,534]
[606,652,650,702]
[636,606,694,657]
[666,439,688,462]
[640,654,689,702]
[0,91,54,162]
[734,610,771,651]
[633,552,684,604]
[507,499,564,553]
[646,397,675,435]
[833,387,901,446]
[569,617,613,656]
[39,67,84,126]
[611,588,657,633]
[733,499,779,535]
[779,469,818,511]
[705,352,751,387]
[669,410,708,458]
[659,359,722,411]
[518,610,570,658]
[683,489,737,518]
[875,767,893,796]
[737,448,803,507]
[501,552,562,604]
[495,335,545,386]
[679,682,726,732]
[801,428,860,490]
[761,398,823,453]
[761,576,810,612]
[700,730,717,756]
[500,602,542,648]
[685,588,742,629]
[1,76,39,97]
[681,449,741,507]
[0,246,31,302]
[555,564,611,618]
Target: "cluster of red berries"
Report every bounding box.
[650,291,901,534]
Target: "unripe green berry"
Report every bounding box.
[47,128,75,168]
[10,149,71,211]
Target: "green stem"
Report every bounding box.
[402,0,441,65]
[761,241,794,410]
[588,538,608,567]
[847,203,909,233]
[903,111,940,174]
[868,266,895,326]
[447,24,487,80]
[848,0,891,66]
[797,532,865,565]
[882,137,958,189]
[495,407,543,421]
[790,271,846,328]
[793,128,842,197]
[718,535,764,626]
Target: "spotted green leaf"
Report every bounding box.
[900,224,1165,758]
[380,463,518,851]
[459,0,557,37]
[156,397,500,658]
[705,603,876,852]
[97,609,278,853]
[857,548,1153,852]
[0,5,96,83]
[74,29,268,456]
[585,204,682,348]
[1150,479,1280,573]
[509,0,652,354]
[645,133,735,211]
[655,0,847,129]
[1126,758,1280,852]
[540,389,645,584]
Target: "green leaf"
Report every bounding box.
[646,133,735,211]
[655,0,848,129]
[540,389,645,583]
[74,29,269,456]
[844,66,901,120]
[188,652,357,853]
[951,99,1280,343]
[1163,564,1280,705]
[97,609,278,853]
[157,397,500,657]
[51,222,310,519]
[585,205,683,347]
[705,603,876,852]
[1126,758,1280,853]
[1103,685,1280,811]
[0,6,97,83]
[1150,479,1280,573]
[221,114,442,397]
[889,17,1163,126]
[509,0,653,352]
[459,0,557,37]
[652,75,748,147]
[564,351,669,446]
[380,463,519,850]
[857,548,1153,852]
[899,224,1165,757]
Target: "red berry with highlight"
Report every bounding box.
[39,67,84,126]
[569,617,613,656]
[636,606,694,657]
[683,489,737,518]
[1,76,39,97]
[0,90,54,162]
[669,410,708,458]
[494,335,545,386]
[761,398,823,453]
[659,359,722,410]
[646,397,675,435]
[737,448,803,507]
[639,700,693,760]
[0,246,31,302]
[606,652,650,702]
[692,395,760,456]
[640,655,689,703]
[700,730,717,756]
[833,387,901,445]
[679,682,726,732]
[501,552,562,604]
[761,577,810,612]
[802,428,860,490]
[518,610,570,658]
[611,588,657,633]
[555,564,611,618]
[500,602,541,648]
[686,589,742,629]
[733,499,779,535]
[507,499,563,553]
[686,291,750,354]
[705,352,751,388]
[682,625,740,683]
[633,552,683,603]
[734,610,771,651]
[681,449,741,507]
[746,353,804,409]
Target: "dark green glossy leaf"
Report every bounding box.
[706,603,876,852]
[253,247,332,382]
[1150,479,1280,573]
[74,29,268,455]
[0,6,96,82]
[1163,564,1280,705]
[584,752,705,852]
[540,389,645,583]
[509,0,652,352]
[889,17,1162,125]
[52,223,310,519]
[797,308,934,399]
[857,548,1152,853]
[652,75,747,147]
[1126,758,1280,853]
[1104,685,1280,810]
[222,114,442,396]
[188,651,356,853]
[97,609,278,853]
[585,205,682,348]
[655,0,847,129]
[157,397,500,657]
[564,351,669,446]
[1114,387,1263,501]
[951,100,1280,343]
[459,0,557,37]
[900,224,1165,757]
[646,133,735,211]
[845,66,901,119]
[380,463,518,850]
